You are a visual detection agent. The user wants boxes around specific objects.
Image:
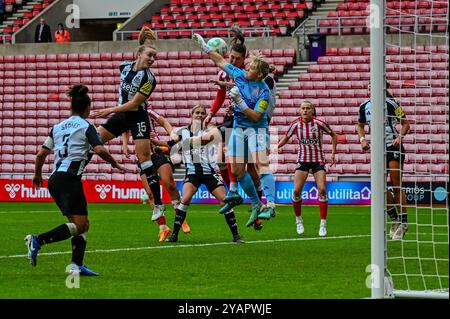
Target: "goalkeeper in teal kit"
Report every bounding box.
[193,33,276,227]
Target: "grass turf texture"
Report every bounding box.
[0,202,447,298]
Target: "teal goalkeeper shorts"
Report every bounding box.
[227,127,269,160]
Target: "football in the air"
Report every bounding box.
[207,37,228,56]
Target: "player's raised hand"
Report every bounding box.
[193,33,212,54]
[203,113,213,127]
[32,175,43,189]
[192,33,206,47]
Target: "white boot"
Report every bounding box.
[296,216,304,235]
[319,219,327,237]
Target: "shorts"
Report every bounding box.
[184,173,224,193]
[101,108,150,140]
[386,145,405,167]
[151,152,174,172]
[296,162,326,174]
[48,172,87,216]
[228,127,269,159]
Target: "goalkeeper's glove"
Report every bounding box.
[192,33,212,54]
[229,86,249,112]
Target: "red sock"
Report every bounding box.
[319,201,328,220]
[226,162,236,183]
[293,200,302,217]
[220,168,230,189]
[157,216,166,226]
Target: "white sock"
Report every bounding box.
[230,182,238,192]
[296,216,303,223]
[320,219,327,226]
[159,224,166,230]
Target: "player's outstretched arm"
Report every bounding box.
[93,145,127,173]
[33,147,51,189]
[192,33,227,70]
[92,92,148,118]
[189,127,221,146]
[156,115,179,142]
[278,135,290,149]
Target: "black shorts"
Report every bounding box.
[386,145,405,167]
[184,173,224,193]
[296,162,326,173]
[48,172,87,216]
[101,108,150,140]
[151,152,174,172]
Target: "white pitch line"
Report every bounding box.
[0,234,370,260]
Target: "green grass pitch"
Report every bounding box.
[0,202,447,298]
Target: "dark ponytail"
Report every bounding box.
[66,84,91,114]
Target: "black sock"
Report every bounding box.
[387,208,398,221]
[147,172,162,206]
[224,209,239,236]
[257,190,263,201]
[173,208,187,236]
[71,235,87,266]
[399,213,408,224]
[37,224,73,245]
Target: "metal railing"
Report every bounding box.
[0,34,10,44]
[295,14,449,37]
[114,26,272,41]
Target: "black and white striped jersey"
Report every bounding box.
[119,61,157,111]
[177,126,219,175]
[358,97,406,147]
[43,116,103,176]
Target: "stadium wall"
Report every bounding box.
[0,36,298,56]
[326,33,448,48]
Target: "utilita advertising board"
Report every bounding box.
[1,179,447,205]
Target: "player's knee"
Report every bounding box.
[75,219,89,234]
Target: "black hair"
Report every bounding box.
[66,84,91,114]
[230,43,247,58]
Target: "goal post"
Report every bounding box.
[369,0,387,299]
[370,0,449,299]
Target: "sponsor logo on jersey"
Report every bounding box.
[120,82,138,93]
[300,138,319,145]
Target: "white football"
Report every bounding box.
[207,37,228,57]
[141,192,149,204]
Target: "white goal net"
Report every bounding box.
[383,0,449,298]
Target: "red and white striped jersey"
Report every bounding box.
[286,117,333,163]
